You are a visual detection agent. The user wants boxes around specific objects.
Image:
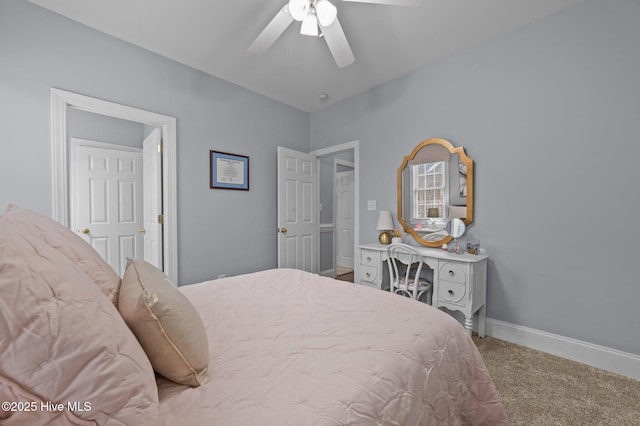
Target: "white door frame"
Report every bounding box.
[50,88,178,284]
[142,128,164,269]
[311,140,359,281]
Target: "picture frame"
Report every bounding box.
[210,150,249,190]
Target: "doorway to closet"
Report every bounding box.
[315,141,359,282]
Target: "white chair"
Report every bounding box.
[386,243,433,304]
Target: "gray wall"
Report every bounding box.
[310,0,640,355]
[68,109,145,148]
[0,0,310,285]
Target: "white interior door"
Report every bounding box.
[71,139,143,276]
[143,128,163,269]
[335,167,354,269]
[277,146,317,272]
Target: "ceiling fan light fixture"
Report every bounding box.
[316,0,338,27]
[315,0,337,27]
[288,0,310,21]
[300,12,319,37]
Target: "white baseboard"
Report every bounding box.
[485,318,640,380]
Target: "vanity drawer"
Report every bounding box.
[438,281,467,305]
[439,262,466,284]
[360,265,379,284]
[360,250,381,267]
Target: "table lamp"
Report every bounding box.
[376,210,394,245]
[427,208,439,228]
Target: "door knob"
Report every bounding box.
[81,228,90,234]
[279,227,287,234]
[138,228,146,234]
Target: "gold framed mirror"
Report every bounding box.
[397,138,474,247]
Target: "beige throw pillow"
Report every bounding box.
[119,259,209,386]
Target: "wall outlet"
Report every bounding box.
[218,274,225,279]
[367,200,377,211]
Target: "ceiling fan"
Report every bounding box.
[249,0,416,69]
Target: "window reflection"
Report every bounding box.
[411,161,448,222]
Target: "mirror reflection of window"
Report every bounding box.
[411,161,449,224]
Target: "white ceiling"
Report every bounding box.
[28,0,581,112]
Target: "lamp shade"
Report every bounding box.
[427,208,439,218]
[376,210,394,231]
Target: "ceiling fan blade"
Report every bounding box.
[320,17,355,68]
[342,0,419,6]
[248,5,294,55]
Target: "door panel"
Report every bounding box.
[91,237,109,263]
[301,234,313,271]
[119,180,136,222]
[90,180,108,223]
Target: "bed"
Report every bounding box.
[0,205,508,425]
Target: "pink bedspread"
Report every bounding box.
[157,268,508,425]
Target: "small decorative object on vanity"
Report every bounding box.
[446,218,466,255]
[467,240,480,255]
[391,229,403,244]
[376,210,394,245]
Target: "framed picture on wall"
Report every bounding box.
[210,150,249,190]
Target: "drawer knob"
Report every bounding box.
[366,256,371,261]
[448,270,454,277]
[365,272,371,277]
[448,289,454,295]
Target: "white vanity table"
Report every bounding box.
[357,243,488,337]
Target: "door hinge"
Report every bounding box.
[158,214,164,224]
[157,143,163,153]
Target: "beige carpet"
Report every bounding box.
[473,336,640,425]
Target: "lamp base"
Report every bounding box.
[378,231,392,245]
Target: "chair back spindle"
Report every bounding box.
[386,243,433,304]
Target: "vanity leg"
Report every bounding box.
[464,316,473,337]
[478,305,486,338]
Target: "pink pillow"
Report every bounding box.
[0,219,159,424]
[1,204,121,307]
